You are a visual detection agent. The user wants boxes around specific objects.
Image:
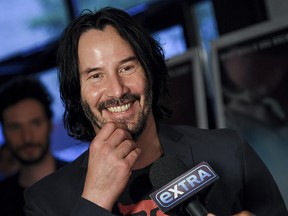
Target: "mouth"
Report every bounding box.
[19,143,40,151]
[106,102,132,113]
[99,94,140,114]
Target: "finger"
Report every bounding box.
[94,122,129,142]
[113,139,136,159]
[125,147,141,169]
[108,128,132,147]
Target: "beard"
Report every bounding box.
[8,140,50,165]
[82,86,153,141]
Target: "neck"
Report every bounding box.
[18,152,56,188]
[132,114,162,170]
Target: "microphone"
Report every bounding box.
[149,157,219,216]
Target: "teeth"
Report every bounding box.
[107,103,131,113]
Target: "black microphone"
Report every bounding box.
[149,156,219,216]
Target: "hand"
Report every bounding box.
[81,122,141,211]
[208,210,255,216]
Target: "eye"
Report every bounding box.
[119,64,137,75]
[88,72,104,81]
[7,124,20,132]
[32,119,44,128]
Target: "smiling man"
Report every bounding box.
[78,26,153,141]
[24,7,287,216]
[0,76,66,216]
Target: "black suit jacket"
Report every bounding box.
[24,124,287,216]
[0,158,67,216]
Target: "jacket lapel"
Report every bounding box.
[157,123,195,168]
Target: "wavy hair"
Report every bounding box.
[0,76,53,123]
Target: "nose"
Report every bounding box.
[105,74,129,98]
[21,126,33,143]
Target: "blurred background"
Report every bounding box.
[0,0,287,205]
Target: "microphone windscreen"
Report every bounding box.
[149,156,188,189]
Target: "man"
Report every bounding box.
[24,7,287,216]
[0,76,67,216]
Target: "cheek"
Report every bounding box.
[80,83,103,107]
[133,72,148,94]
[140,78,149,100]
[38,124,51,138]
[132,78,149,107]
[134,81,146,95]
[4,132,18,144]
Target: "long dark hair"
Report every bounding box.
[58,7,171,142]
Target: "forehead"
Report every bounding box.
[78,26,135,59]
[3,99,46,124]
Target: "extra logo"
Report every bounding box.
[150,161,219,213]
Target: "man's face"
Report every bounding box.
[2,99,51,165]
[78,26,152,140]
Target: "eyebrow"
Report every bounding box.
[120,56,138,64]
[81,56,139,75]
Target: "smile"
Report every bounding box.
[107,103,131,113]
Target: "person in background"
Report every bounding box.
[0,142,20,181]
[24,7,287,216]
[0,76,67,216]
